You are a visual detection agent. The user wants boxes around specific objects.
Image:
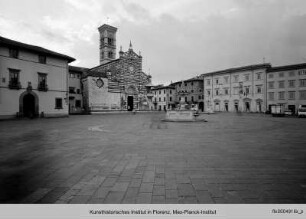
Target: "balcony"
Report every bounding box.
[38,83,48,92]
[9,80,21,90]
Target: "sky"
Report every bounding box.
[1,0,306,85]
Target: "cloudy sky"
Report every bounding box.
[1,0,306,84]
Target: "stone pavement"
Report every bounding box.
[0,112,306,204]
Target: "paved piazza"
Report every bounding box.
[0,112,306,204]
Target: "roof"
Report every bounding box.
[85,70,107,78]
[90,59,120,71]
[201,63,271,77]
[151,85,175,90]
[69,66,89,73]
[0,36,75,63]
[98,24,117,32]
[267,63,306,73]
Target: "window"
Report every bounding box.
[279,91,285,100]
[300,79,306,87]
[159,90,161,94]
[268,73,274,79]
[207,90,211,95]
[288,80,295,88]
[279,81,285,88]
[268,92,274,100]
[215,89,219,96]
[9,48,19,58]
[38,54,46,64]
[198,95,201,100]
[38,73,48,91]
[288,91,295,100]
[55,98,63,109]
[70,73,75,78]
[279,72,284,77]
[108,51,113,58]
[9,69,21,89]
[170,97,172,101]
[75,100,81,108]
[300,90,306,100]
[268,81,274,89]
[76,74,80,79]
[185,97,187,102]
[170,90,172,94]
[108,38,113,46]
[244,74,250,81]
[77,89,80,94]
[298,70,306,75]
[207,79,211,85]
[191,96,194,102]
[191,90,194,93]
[234,75,239,82]
[215,78,219,85]
[164,90,166,94]
[69,87,75,94]
[164,97,166,101]
[256,85,262,94]
[245,87,250,95]
[289,71,295,77]
[224,76,229,84]
[159,97,161,102]
[256,73,262,80]
[224,88,229,95]
[191,82,193,86]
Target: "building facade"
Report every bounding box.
[68,66,88,114]
[267,63,306,114]
[202,64,270,113]
[0,36,75,119]
[152,85,175,110]
[82,24,153,112]
[171,78,204,111]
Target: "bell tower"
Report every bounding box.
[98,24,117,64]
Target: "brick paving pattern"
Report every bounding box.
[0,112,306,203]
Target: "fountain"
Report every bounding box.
[162,98,207,122]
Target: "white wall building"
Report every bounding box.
[0,36,75,119]
[152,85,175,110]
[202,64,270,113]
[267,63,306,114]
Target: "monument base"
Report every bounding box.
[162,110,207,122]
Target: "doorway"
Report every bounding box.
[234,103,239,112]
[23,93,36,118]
[225,102,229,112]
[288,105,295,114]
[245,102,250,112]
[127,96,133,111]
[199,102,204,112]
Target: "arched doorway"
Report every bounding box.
[19,91,39,118]
[23,93,35,117]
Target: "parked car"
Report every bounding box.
[284,110,293,116]
[297,105,306,117]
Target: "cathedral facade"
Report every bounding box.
[82,24,153,112]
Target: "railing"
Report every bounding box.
[38,83,48,91]
[9,81,21,89]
